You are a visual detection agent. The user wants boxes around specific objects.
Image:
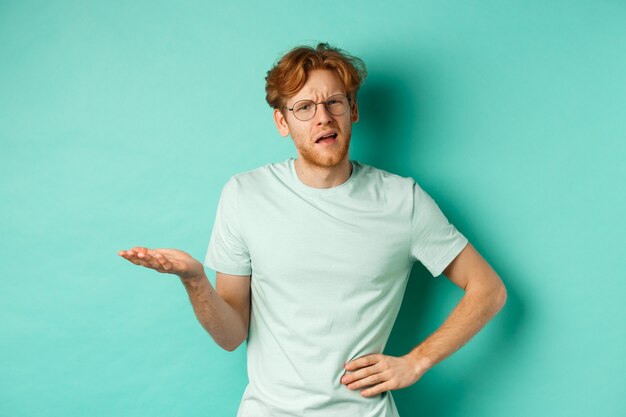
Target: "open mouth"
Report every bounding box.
[316,133,338,144]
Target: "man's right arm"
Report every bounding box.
[118,247,250,352]
[180,271,251,352]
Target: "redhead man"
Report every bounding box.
[119,43,506,417]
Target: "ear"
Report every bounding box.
[350,99,359,123]
[273,108,291,137]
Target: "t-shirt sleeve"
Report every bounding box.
[409,181,468,277]
[204,177,252,276]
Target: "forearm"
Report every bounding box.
[180,273,247,351]
[405,284,506,373]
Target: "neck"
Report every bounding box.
[294,157,353,189]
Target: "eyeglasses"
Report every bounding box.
[284,94,351,121]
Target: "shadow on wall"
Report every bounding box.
[359,68,525,415]
[385,260,524,416]
[354,67,427,172]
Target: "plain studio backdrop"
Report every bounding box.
[1,1,624,416]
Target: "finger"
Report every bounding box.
[126,247,147,259]
[347,373,383,390]
[138,252,160,269]
[152,250,186,273]
[125,251,152,268]
[120,250,137,260]
[150,254,169,271]
[362,381,392,397]
[153,252,172,271]
[145,253,169,272]
[121,249,139,260]
[342,366,373,385]
[135,249,155,267]
[131,253,150,266]
[119,250,139,263]
[345,354,378,371]
[127,256,143,266]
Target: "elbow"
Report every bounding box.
[469,273,507,312]
[486,270,507,312]
[476,276,507,314]
[220,332,248,352]
[495,281,507,312]
[222,344,239,352]
[221,341,243,352]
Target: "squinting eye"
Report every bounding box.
[295,102,315,113]
[326,100,338,105]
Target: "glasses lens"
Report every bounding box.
[325,95,349,116]
[290,95,350,121]
[293,100,316,121]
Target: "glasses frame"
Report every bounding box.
[283,93,352,121]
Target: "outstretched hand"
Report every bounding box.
[118,247,204,280]
[341,353,428,397]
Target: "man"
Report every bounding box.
[119,43,507,416]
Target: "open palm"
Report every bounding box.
[118,247,204,280]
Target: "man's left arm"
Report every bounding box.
[341,242,507,397]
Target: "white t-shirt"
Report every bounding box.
[204,157,468,417]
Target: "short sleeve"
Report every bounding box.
[409,181,468,277]
[204,177,252,276]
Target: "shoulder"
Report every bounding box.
[223,159,290,192]
[355,161,416,190]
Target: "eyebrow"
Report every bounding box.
[291,92,346,103]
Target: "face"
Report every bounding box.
[273,69,359,169]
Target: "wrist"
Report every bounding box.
[179,271,207,287]
[403,351,435,377]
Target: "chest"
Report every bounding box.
[239,192,412,289]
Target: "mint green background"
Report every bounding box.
[1,1,624,416]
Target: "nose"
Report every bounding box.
[314,102,333,125]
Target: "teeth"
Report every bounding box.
[317,133,336,143]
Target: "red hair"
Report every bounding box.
[265,43,367,110]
